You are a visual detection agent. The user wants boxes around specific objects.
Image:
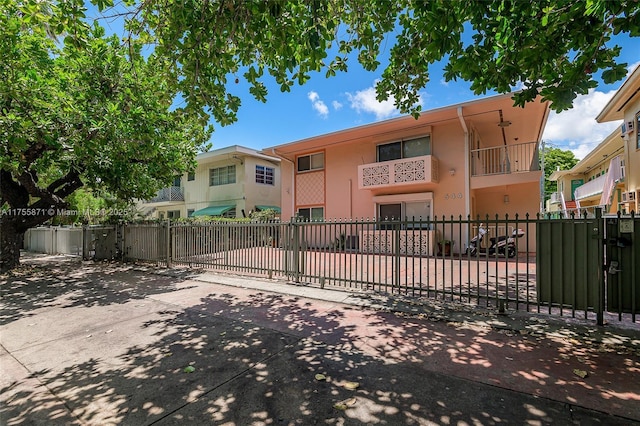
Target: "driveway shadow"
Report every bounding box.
[1,257,638,425]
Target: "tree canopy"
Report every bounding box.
[0,1,210,270]
[117,0,637,120]
[541,146,580,201]
[2,0,638,270]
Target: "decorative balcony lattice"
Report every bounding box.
[358,155,438,189]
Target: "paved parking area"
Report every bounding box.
[1,254,639,425]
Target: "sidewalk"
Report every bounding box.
[1,254,639,425]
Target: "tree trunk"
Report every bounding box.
[0,217,23,272]
[0,211,56,272]
[1,169,84,272]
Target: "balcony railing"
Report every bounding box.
[148,186,184,203]
[358,155,439,190]
[549,192,561,204]
[573,155,623,203]
[471,142,539,176]
[574,175,606,200]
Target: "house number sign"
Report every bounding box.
[444,193,463,200]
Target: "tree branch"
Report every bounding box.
[0,170,30,208]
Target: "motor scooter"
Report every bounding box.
[465,223,487,256]
[466,225,524,258]
[487,228,525,258]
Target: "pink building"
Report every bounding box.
[265,93,549,224]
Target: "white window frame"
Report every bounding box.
[373,193,433,228]
[209,165,236,186]
[297,207,324,221]
[297,152,324,172]
[377,135,431,162]
[256,165,275,185]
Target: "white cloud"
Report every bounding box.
[346,83,400,120]
[332,100,343,110]
[542,88,621,159]
[440,78,449,87]
[541,62,638,159]
[307,91,329,118]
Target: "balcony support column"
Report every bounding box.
[458,106,471,220]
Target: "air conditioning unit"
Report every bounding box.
[626,121,634,134]
[622,191,636,202]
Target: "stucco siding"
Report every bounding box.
[624,96,640,210]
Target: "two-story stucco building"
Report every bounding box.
[265,93,549,223]
[141,145,281,219]
[548,64,639,216]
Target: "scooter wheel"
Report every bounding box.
[507,247,516,258]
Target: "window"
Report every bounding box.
[377,200,432,229]
[187,172,195,181]
[187,209,195,217]
[379,203,402,219]
[297,152,324,172]
[256,165,275,185]
[377,136,431,162]
[172,176,181,187]
[379,204,402,230]
[209,165,236,186]
[167,210,180,219]
[297,207,324,221]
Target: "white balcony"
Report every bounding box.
[358,155,439,190]
[572,155,624,203]
[471,142,539,176]
[549,192,561,204]
[148,186,184,203]
[574,175,606,201]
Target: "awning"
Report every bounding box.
[255,205,281,213]
[192,205,235,217]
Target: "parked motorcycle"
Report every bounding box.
[466,225,524,258]
[465,223,487,256]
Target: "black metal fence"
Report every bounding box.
[53,213,638,325]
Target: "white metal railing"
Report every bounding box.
[149,186,184,203]
[358,155,439,189]
[549,192,561,204]
[560,190,568,213]
[572,155,624,203]
[471,141,539,176]
[574,174,606,200]
[599,155,623,205]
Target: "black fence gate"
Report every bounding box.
[537,209,639,325]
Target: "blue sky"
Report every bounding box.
[208,36,639,160]
[91,6,640,160]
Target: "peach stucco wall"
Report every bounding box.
[281,120,471,220]
[472,182,540,252]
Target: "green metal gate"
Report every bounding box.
[536,209,605,324]
[605,213,639,321]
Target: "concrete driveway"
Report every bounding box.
[1,254,639,425]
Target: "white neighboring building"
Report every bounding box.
[141,145,281,219]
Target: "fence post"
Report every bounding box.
[166,220,172,268]
[594,207,604,325]
[82,225,88,260]
[292,220,300,282]
[394,220,401,293]
[121,223,126,261]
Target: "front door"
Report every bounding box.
[570,179,584,200]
